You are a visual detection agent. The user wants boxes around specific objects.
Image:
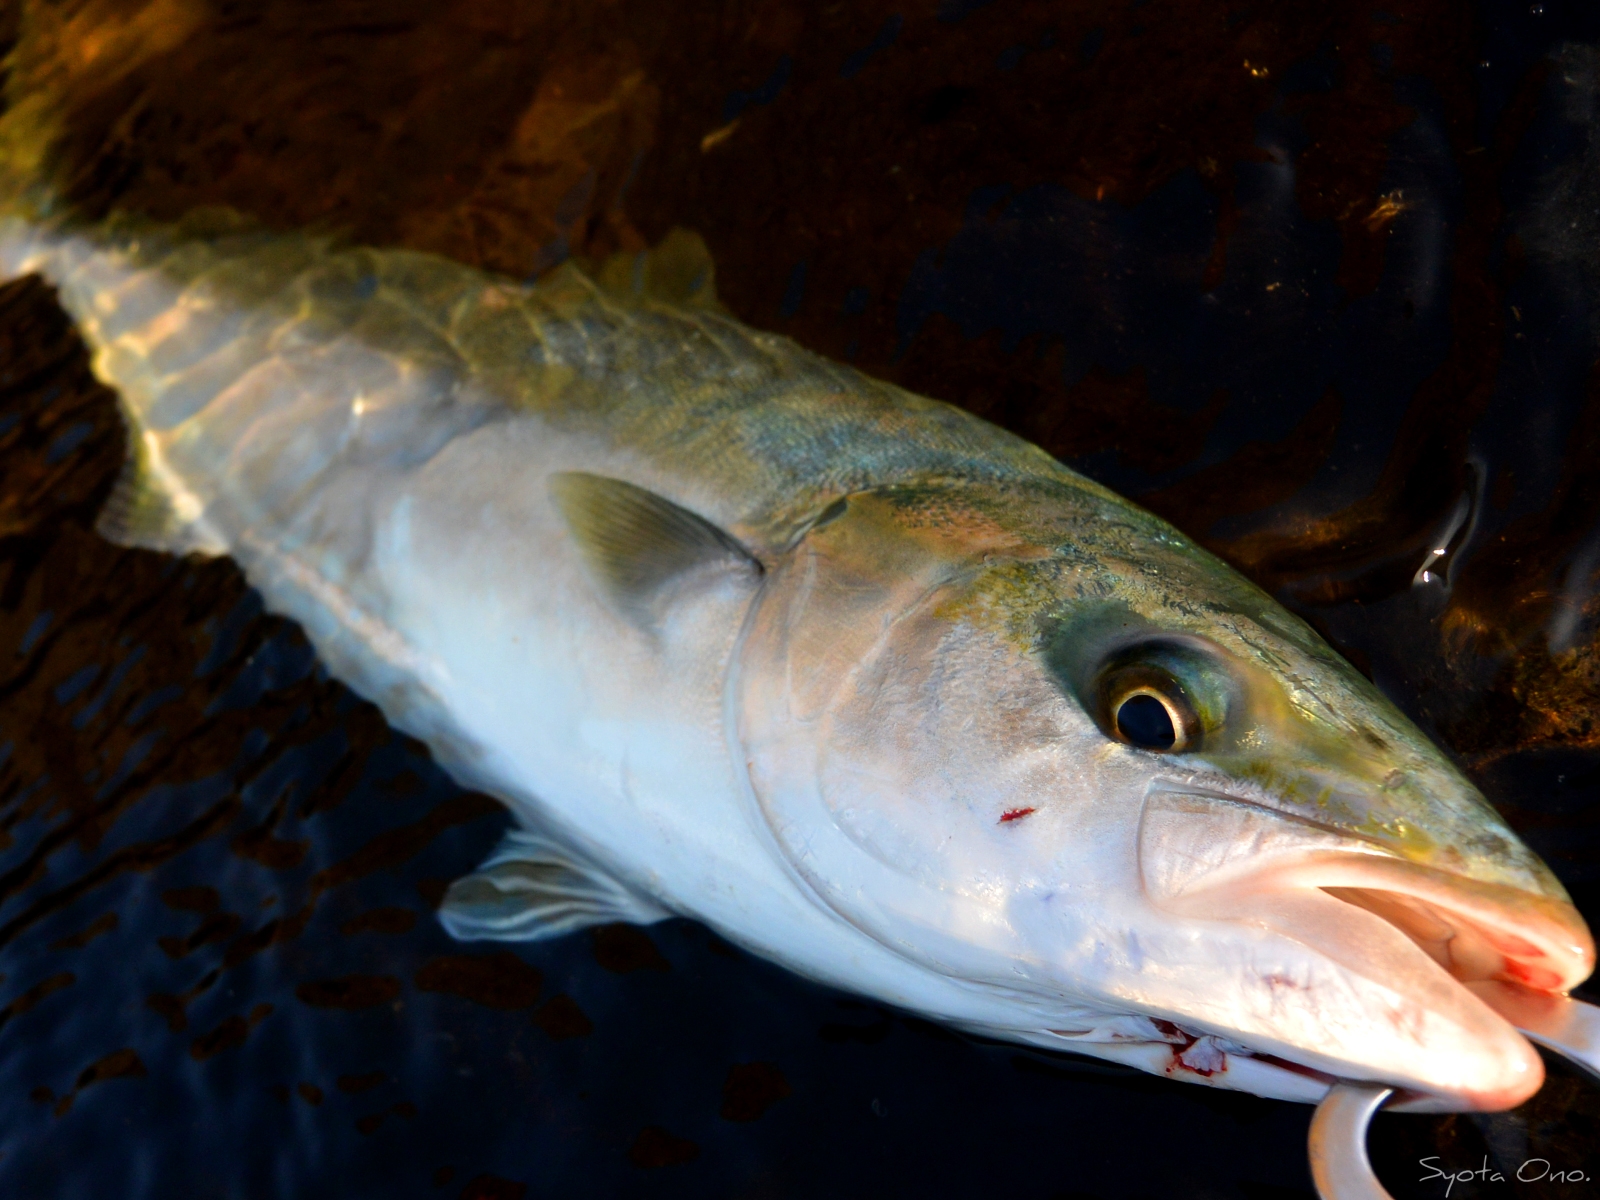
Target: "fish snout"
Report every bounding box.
[1136,785,1595,1110]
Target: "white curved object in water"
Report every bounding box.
[1309,995,1600,1200]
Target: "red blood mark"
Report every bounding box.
[1175,1037,1225,1077]
[998,807,1036,823]
[1501,959,1563,990]
[1255,1053,1337,1084]
[1150,1018,1218,1078]
[1262,973,1309,993]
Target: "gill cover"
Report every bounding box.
[735,490,1070,989]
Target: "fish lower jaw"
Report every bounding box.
[1122,878,1558,1109]
[1014,1023,1342,1105]
[1018,1004,1536,1112]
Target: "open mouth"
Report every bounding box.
[1132,783,1595,1111]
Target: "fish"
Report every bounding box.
[0,185,1591,1116]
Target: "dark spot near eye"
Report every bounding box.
[1116,694,1175,749]
[999,807,1036,823]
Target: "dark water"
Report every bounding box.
[3,1,1600,1197]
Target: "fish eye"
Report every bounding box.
[1045,622,1229,751]
[1099,664,1201,753]
[1115,691,1179,750]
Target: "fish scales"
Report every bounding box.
[0,205,1593,1113]
[40,219,1062,514]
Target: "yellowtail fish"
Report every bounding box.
[0,195,1591,1115]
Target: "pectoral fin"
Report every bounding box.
[551,472,760,623]
[438,827,670,943]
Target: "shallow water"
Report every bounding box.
[2,1,1600,1197]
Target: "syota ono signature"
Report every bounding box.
[1420,1156,1592,1196]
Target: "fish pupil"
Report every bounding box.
[1116,693,1176,750]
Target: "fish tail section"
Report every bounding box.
[0,0,231,557]
[0,0,273,557]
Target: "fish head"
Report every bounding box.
[735,481,1593,1111]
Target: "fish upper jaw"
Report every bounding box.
[1132,781,1594,1111]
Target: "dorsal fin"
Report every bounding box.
[588,228,723,312]
[550,472,760,622]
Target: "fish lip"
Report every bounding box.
[1139,776,1593,990]
[1143,773,1399,850]
[1134,779,1594,1109]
